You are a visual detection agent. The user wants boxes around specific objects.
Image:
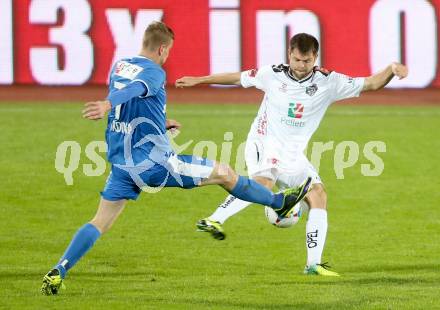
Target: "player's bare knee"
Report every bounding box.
[215,163,236,186]
[89,216,114,234]
[90,219,114,234]
[307,183,327,209]
[315,183,327,199]
[89,219,105,234]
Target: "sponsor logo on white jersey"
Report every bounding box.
[280,117,306,127]
[288,103,304,119]
[281,103,306,127]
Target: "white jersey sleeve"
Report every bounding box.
[329,72,365,102]
[240,65,273,91]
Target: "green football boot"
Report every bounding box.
[196,218,226,240]
[275,177,312,218]
[41,268,65,295]
[304,263,340,277]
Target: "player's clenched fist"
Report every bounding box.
[175,76,200,88]
[82,100,111,120]
[391,62,408,80]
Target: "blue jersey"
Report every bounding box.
[105,56,172,167]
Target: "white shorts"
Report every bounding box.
[244,139,322,190]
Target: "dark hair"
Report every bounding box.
[289,33,319,55]
[143,21,174,50]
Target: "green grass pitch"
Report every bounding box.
[1,102,439,309]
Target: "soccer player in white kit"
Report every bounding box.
[176,33,408,276]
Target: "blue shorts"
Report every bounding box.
[101,154,214,201]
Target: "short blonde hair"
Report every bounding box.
[143,21,174,51]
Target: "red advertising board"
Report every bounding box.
[1,0,439,87]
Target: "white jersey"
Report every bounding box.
[240,64,365,169]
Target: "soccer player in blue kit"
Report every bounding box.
[41,21,312,295]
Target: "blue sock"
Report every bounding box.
[55,223,101,278]
[230,176,284,209]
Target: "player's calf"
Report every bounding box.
[201,161,238,190]
[89,198,126,234]
[201,162,311,216]
[304,183,329,270]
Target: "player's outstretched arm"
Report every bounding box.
[362,62,408,92]
[175,72,242,88]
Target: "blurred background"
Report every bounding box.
[0,0,439,103]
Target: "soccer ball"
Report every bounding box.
[264,202,306,228]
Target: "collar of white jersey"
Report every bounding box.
[286,68,314,83]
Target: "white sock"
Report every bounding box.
[306,208,328,267]
[209,195,251,224]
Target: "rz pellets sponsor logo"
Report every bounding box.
[288,103,304,118]
[281,103,305,127]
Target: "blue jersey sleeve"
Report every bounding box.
[107,81,146,107]
[132,67,166,98]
